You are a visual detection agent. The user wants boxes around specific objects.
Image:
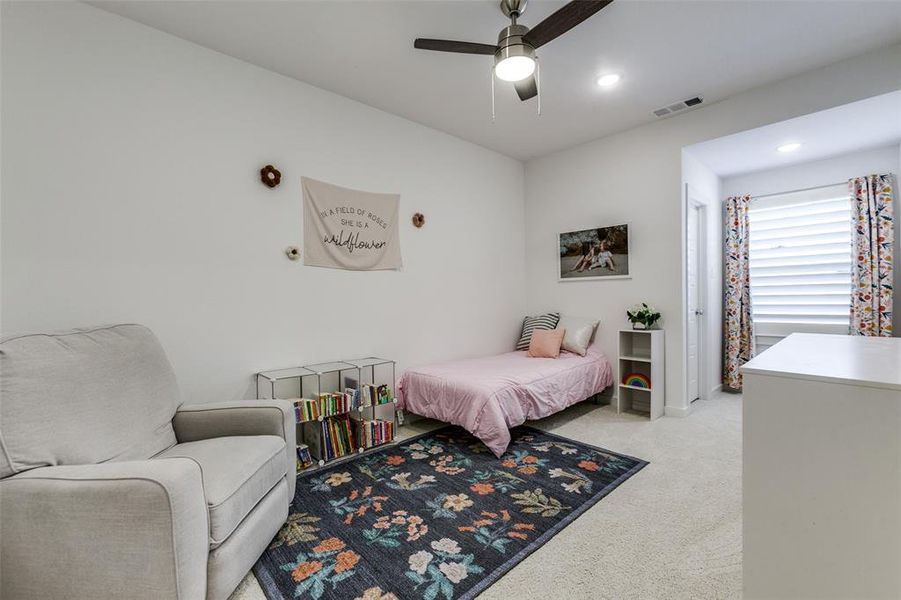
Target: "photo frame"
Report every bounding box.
[558,223,631,281]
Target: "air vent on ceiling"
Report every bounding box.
[653,96,704,118]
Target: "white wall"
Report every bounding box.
[525,43,901,413]
[4,2,901,415]
[682,152,723,400]
[724,144,901,339]
[0,2,526,404]
[723,145,899,198]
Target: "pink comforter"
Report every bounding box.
[396,346,613,457]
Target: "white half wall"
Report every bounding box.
[0,2,526,403]
[525,43,901,413]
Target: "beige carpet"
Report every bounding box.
[231,392,742,600]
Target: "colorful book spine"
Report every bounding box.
[361,419,394,449]
[320,419,334,461]
[345,388,359,411]
[293,398,320,422]
[328,420,336,459]
[342,415,356,454]
[358,384,394,406]
[319,415,357,461]
[317,391,359,417]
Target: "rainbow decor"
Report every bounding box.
[623,373,651,389]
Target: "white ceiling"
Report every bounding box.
[686,90,901,177]
[90,0,901,161]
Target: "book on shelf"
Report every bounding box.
[360,418,394,449]
[294,389,370,422]
[319,414,357,461]
[376,384,393,405]
[362,384,394,407]
[293,398,320,422]
[321,389,369,416]
[318,392,342,417]
[346,388,363,410]
[361,384,374,407]
[296,444,313,471]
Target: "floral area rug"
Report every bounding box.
[253,426,647,600]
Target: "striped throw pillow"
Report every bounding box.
[515,312,560,351]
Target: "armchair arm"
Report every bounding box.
[173,400,296,499]
[0,459,208,600]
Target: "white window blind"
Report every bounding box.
[748,183,851,347]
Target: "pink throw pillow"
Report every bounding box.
[528,328,566,358]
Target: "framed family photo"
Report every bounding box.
[558,223,631,281]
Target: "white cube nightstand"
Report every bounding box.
[617,329,665,420]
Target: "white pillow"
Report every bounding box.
[557,315,599,356]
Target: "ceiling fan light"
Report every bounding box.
[495,55,535,82]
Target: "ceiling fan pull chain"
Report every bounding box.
[490,65,496,122]
[536,57,542,116]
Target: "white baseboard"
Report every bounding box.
[664,404,692,417]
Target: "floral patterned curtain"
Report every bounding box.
[849,174,895,336]
[723,195,755,390]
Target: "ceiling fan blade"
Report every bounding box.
[414,39,498,55]
[514,75,538,101]
[522,0,613,49]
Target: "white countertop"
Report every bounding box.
[741,333,901,391]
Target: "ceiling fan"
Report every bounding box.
[414,0,613,102]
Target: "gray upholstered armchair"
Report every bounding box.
[0,324,295,600]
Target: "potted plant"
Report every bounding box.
[626,303,661,330]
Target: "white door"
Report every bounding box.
[686,203,703,403]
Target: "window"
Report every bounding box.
[748,183,851,351]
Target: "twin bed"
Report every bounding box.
[396,344,613,457]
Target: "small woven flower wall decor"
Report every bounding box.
[260,164,281,188]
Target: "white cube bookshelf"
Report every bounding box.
[617,329,665,420]
[256,357,398,471]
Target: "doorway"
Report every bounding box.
[686,193,707,404]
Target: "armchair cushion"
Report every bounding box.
[0,324,180,478]
[155,436,287,548]
[0,459,208,600]
[173,400,296,500]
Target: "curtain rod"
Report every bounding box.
[750,181,847,201]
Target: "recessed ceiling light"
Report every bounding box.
[777,142,802,153]
[596,73,621,87]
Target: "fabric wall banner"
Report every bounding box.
[302,176,402,271]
